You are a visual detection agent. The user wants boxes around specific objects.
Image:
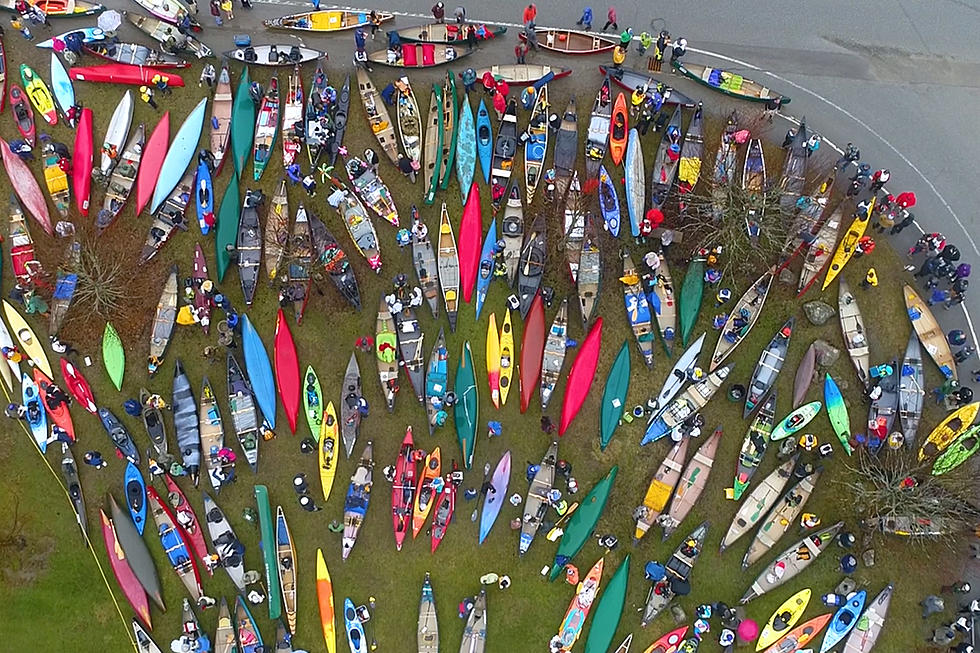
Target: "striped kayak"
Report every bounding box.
[770,401,821,441]
[621,252,654,368]
[599,341,630,450]
[582,555,629,653]
[540,298,569,410]
[72,107,94,216]
[476,97,492,184]
[559,318,603,436]
[151,97,207,214]
[549,466,618,580]
[135,111,170,215]
[231,65,255,178]
[678,257,705,347]
[242,314,277,429]
[478,450,511,544]
[215,173,240,280]
[455,95,477,203]
[102,322,125,390]
[730,391,776,501]
[274,308,300,433]
[824,374,852,455]
[48,52,74,124]
[454,341,479,469]
[520,293,546,413]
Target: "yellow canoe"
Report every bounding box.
[486,313,500,408]
[315,549,336,653]
[757,588,811,650]
[265,9,393,32]
[2,299,52,377]
[905,284,958,381]
[499,309,515,407]
[319,401,339,502]
[919,401,979,461]
[822,198,874,290]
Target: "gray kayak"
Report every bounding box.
[173,359,202,486]
[341,351,362,458]
[203,493,247,592]
[108,492,164,610]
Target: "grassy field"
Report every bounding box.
[0,34,968,653]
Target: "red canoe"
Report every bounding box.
[274,308,300,433]
[35,367,75,441]
[430,461,457,553]
[60,357,98,414]
[162,474,211,571]
[8,85,35,146]
[519,292,546,413]
[559,317,604,436]
[73,107,94,217]
[135,111,170,215]
[0,137,51,235]
[391,426,417,551]
[609,92,628,166]
[69,64,185,87]
[100,509,152,629]
[458,182,482,303]
[145,485,204,600]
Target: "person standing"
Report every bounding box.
[601,5,617,31]
[210,0,221,26]
[431,2,445,22]
[637,30,653,54]
[514,40,528,64]
[220,0,233,21]
[890,210,915,235]
[861,268,878,289]
[199,63,215,87]
[453,6,465,22]
[369,10,382,37]
[669,37,687,70]
[869,168,890,193]
[763,96,783,123]
[522,3,536,27]
[611,43,626,71]
[575,6,593,30]
[836,142,860,170]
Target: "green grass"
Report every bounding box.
[0,36,967,653]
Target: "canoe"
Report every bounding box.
[822,201,873,290]
[650,333,705,416]
[274,506,297,633]
[642,363,732,445]
[345,154,399,226]
[367,42,473,68]
[673,60,790,104]
[599,65,698,106]
[634,436,690,541]
[745,318,795,418]
[395,305,425,404]
[141,387,168,457]
[517,214,547,319]
[904,284,957,380]
[647,252,677,356]
[37,27,105,49]
[661,426,723,538]
[549,466,618,580]
[740,521,842,603]
[107,493,163,610]
[867,358,899,445]
[520,293,547,414]
[236,594,265,652]
[486,314,501,407]
[4,0,103,15]
[430,460,457,553]
[778,120,808,210]
[798,205,844,296]
[645,627,688,653]
[824,374,853,455]
[315,550,336,653]
[163,474,209,569]
[581,555,629,653]
[147,266,178,375]
[559,318,603,436]
[342,441,373,560]
[417,573,438,653]
[743,471,821,568]
[9,85,35,146]
[227,44,323,66]
[409,209,439,317]
[214,598,236,653]
[146,486,203,602]
[254,485,282,620]
[678,257,705,347]
[151,97,207,214]
[423,329,450,433]
[310,209,361,309]
[771,401,821,441]
[541,297,569,410]
[139,169,193,264]
[97,123,144,233]
[252,76,279,181]
[340,353,362,457]
[22,372,47,450]
[764,614,831,653]
[411,447,441,537]
[397,20,505,43]
[454,341,479,468]
[21,64,56,125]
[100,509,151,628]
[329,186,382,271]
[281,65,304,168]
[285,205,312,322]
[49,52,74,124]
[99,407,139,463]
[47,240,80,335]
[60,442,87,539]
[1,138,51,234]
[3,299,51,376]
[476,97,493,183]
[757,589,812,650]
[68,64,184,87]
[839,279,871,387]
[553,98,578,200]
[519,440,558,555]
[135,111,170,216]
[102,322,125,391]
[304,66,329,165]
[195,159,214,234]
[394,76,422,168]
[376,297,399,411]
[456,95,477,202]
[640,521,708,626]
[172,360,202,485]
[919,402,980,460]
[479,450,511,544]
[241,314,277,429]
[326,73,351,167]
[459,589,487,651]
[743,137,766,236]
[793,342,817,408]
[490,99,518,209]
[474,218,497,320]
[649,105,683,212]
[231,66,255,178]
[0,313,18,396]
[438,71,458,190]
[227,352,260,471]
[730,391,777,501]
[899,332,925,445]
[821,590,867,652]
[458,183,483,303]
[585,77,612,181]
[721,455,797,550]
[478,63,571,85]
[500,186,524,285]
[85,42,189,68]
[676,104,704,210]
[8,195,39,287]
[598,164,621,236]
[202,494,245,591]
[539,27,618,55]
[709,110,739,220]
[131,0,199,28]
[265,8,390,31]
[578,215,601,325]
[556,557,603,651]
[274,309,300,434]
[351,69,398,168]
[933,424,980,475]
[199,377,231,493]
[842,585,892,653]
[191,244,212,336]
[524,82,549,203]
[779,173,836,270]
[436,204,460,328]
[710,270,773,371]
[564,173,586,281]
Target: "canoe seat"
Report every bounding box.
[445,289,457,301]
[403,45,419,66]
[421,43,436,65]
[440,222,451,234]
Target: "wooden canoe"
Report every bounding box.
[356,67,400,166]
[793,341,817,409]
[536,28,617,54]
[475,64,571,85]
[709,270,773,371]
[720,456,797,551]
[396,21,506,44]
[634,438,689,542]
[422,83,443,205]
[742,470,820,568]
[394,76,422,167]
[673,59,790,104]
[368,42,474,68]
[838,279,871,387]
[436,203,460,332]
[904,284,957,380]
[661,426,722,539]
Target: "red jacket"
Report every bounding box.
[522,4,536,23]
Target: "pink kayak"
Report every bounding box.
[0,138,52,235]
[559,317,603,436]
[458,182,482,303]
[135,111,170,215]
[73,108,94,217]
[274,308,300,434]
[69,64,185,87]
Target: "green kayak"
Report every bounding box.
[102,322,125,391]
[439,71,459,190]
[549,466,618,580]
[599,341,631,450]
[215,173,240,281]
[304,364,323,441]
[454,341,478,469]
[933,424,980,475]
[823,373,853,455]
[583,555,630,653]
[678,257,705,347]
[231,65,255,179]
[253,484,282,620]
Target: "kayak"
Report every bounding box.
[70,107,94,216]
[743,471,821,569]
[479,450,511,544]
[343,597,367,653]
[821,591,867,652]
[559,318,603,436]
[519,292,546,413]
[919,401,979,460]
[757,589,811,650]
[146,485,203,602]
[582,555,629,653]
[474,217,497,320]
[1,138,51,234]
[163,474,210,568]
[48,52,74,124]
[97,122,144,233]
[624,128,644,236]
[20,64,56,125]
[430,461,457,553]
[556,557,603,652]
[107,493,164,611]
[456,95,477,203]
[678,257,706,347]
[436,203,460,330]
[764,614,831,653]
[486,314,501,407]
[376,297,399,411]
[98,89,135,179]
[771,401,822,441]
[598,165,621,236]
[454,341,479,469]
[315,550,336,653]
[69,63,184,87]
[476,97,493,184]
[35,368,74,441]
[549,466,618,580]
[599,341,630,450]
[99,407,140,464]
[22,371,46,450]
[274,309,300,434]
[642,364,732,445]
[252,76,279,181]
[140,387,168,457]
[195,159,213,234]
[933,423,980,475]
[905,283,957,380]
[744,317,795,417]
[520,440,558,555]
[303,365,323,441]
[315,398,340,502]
[459,182,482,303]
[215,172,240,280]
[661,427,723,539]
[3,299,52,376]
[621,251,655,368]
[730,392,777,501]
[541,297,569,410]
[102,322,125,391]
[342,441,374,560]
[822,200,873,291]
[721,456,797,551]
[499,309,515,407]
[517,213,547,319]
[231,65,255,178]
[242,314,277,429]
[37,27,105,49]
[645,627,688,653]
[339,353,362,458]
[842,585,892,653]
[135,111,170,215]
[100,509,151,629]
[741,521,843,603]
[412,447,441,537]
[824,374,853,455]
[418,572,438,653]
[61,358,96,414]
[151,97,207,214]
[9,84,35,146]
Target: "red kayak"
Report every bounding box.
[391,426,417,551]
[8,85,35,146]
[559,317,604,436]
[135,111,170,215]
[162,474,211,571]
[519,292,546,413]
[60,358,97,414]
[430,461,457,553]
[35,367,75,441]
[100,509,152,629]
[458,182,482,303]
[69,64,185,87]
[0,138,51,235]
[274,308,300,433]
[73,107,94,217]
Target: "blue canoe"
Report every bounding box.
[241,314,277,430]
[22,372,47,452]
[456,96,477,204]
[124,460,146,535]
[344,597,368,653]
[476,98,493,184]
[49,52,75,125]
[474,217,497,320]
[194,158,213,235]
[625,128,644,237]
[821,590,867,652]
[150,97,208,214]
[598,163,621,237]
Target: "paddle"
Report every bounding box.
[471,461,491,522]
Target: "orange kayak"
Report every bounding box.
[609,92,628,166]
[411,446,442,538]
[315,549,336,653]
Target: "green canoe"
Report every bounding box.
[439,71,459,190]
[231,65,255,179]
[933,424,980,475]
[583,554,630,653]
[304,364,323,441]
[454,341,478,469]
[823,373,853,455]
[215,173,240,281]
[253,484,282,620]
[102,322,125,391]
[678,257,705,347]
[599,341,631,450]
[549,466,618,580]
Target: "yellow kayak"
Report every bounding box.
[822,197,874,290]
[315,549,336,653]
[20,64,57,126]
[919,401,979,461]
[486,313,500,408]
[499,309,515,407]
[756,588,811,650]
[2,299,52,378]
[319,401,339,502]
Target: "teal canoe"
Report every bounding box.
[231,65,254,179]
[102,321,125,390]
[215,173,239,281]
[454,341,478,469]
[823,373,852,455]
[549,466,618,580]
[253,485,282,620]
[439,71,458,190]
[599,341,630,450]
[678,257,705,347]
[455,96,477,204]
[150,97,207,214]
[583,555,630,653]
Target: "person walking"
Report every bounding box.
[836,142,860,170]
[210,0,221,25]
[861,268,877,289]
[869,168,890,193]
[763,95,783,123]
[139,85,157,110]
[514,40,528,64]
[431,2,445,22]
[220,0,233,20]
[453,6,465,22]
[575,6,593,30]
[637,30,653,54]
[369,10,382,37]
[600,5,617,31]
[890,210,915,235]
[522,3,536,27]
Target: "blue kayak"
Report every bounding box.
[344,597,368,653]
[22,372,47,452]
[473,217,497,320]
[479,449,511,544]
[821,590,867,653]
[124,460,146,535]
[241,314,277,430]
[624,128,645,237]
[456,97,477,204]
[150,97,208,214]
[194,157,213,235]
[37,27,106,49]
[49,52,75,126]
[598,163,621,237]
[476,98,493,184]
